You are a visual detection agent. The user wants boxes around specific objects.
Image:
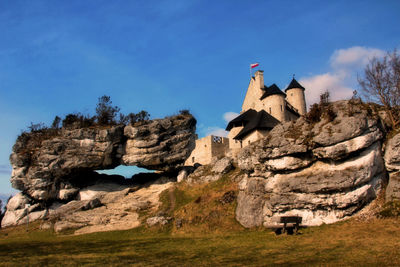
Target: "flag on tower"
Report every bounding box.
[250,63,259,68]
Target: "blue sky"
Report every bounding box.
[1,0,400,195]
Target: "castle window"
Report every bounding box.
[280,105,283,111]
[269,107,271,113]
[248,140,251,145]
[192,157,195,163]
[291,93,293,96]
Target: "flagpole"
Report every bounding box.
[250,64,251,79]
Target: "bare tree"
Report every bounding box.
[358,50,400,128]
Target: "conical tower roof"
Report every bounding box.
[285,78,305,92]
[260,84,286,100]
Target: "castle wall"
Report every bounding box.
[261,94,286,122]
[228,126,244,149]
[286,110,299,121]
[286,88,307,115]
[242,130,269,147]
[185,135,229,166]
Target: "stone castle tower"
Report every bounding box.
[185,69,307,165]
[242,70,306,121]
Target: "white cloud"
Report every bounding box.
[300,46,386,106]
[300,72,353,106]
[330,46,385,69]
[205,127,229,137]
[223,111,239,123]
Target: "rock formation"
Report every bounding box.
[2,114,195,228]
[236,100,387,227]
[384,132,400,201]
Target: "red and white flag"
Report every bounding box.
[250,63,259,68]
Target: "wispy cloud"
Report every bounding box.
[205,126,228,137]
[223,111,239,123]
[300,46,385,106]
[330,46,385,69]
[202,111,239,137]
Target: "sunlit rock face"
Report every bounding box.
[9,114,196,202]
[122,115,197,172]
[236,100,387,227]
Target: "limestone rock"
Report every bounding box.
[186,165,222,184]
[386,172,400,202]
[8,114,196,203]
[1,208,46,228]
[235,101,387,227]
[384,132,400,172]
[264,155,313,171]
[122,115,196,172]
[146,216,170,227]
[177,169,188,182]
[211,157,233,174]
[235,177,267,228]
[44,179,174,235]
[10,125,125,201]
[383,132,400,202]
[6,193,31,211]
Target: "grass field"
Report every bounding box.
[0,217,400,266]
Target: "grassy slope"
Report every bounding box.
[1,169,400,266]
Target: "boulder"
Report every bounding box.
[6,193,31,211]
[211,157,233,174]
[235,177,267,228]
[1,207,46,228]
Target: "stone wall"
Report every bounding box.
[185,135,229,166]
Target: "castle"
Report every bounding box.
[185,70,307,165]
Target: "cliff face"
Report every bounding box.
[9,114,196,202]
[236,101,387,227]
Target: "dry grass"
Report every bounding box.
[157,168,243,234]
[1,217,400,266]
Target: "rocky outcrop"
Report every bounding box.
[236,101,386,227]
[9,114,196,203]
[122,115,196,171]
[183,157,234,184]
[384,133,400,201]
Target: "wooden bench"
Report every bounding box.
[266,216,303,234]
